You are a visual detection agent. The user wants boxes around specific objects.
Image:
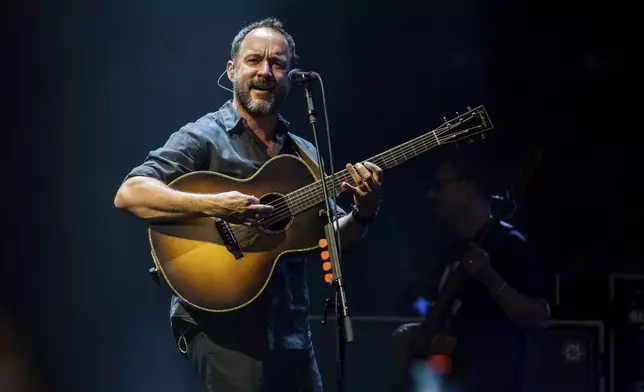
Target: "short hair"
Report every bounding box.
[230,17,299,66]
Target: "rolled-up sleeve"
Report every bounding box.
[125,124,209,185]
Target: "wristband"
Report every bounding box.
[350,204,377,226]
[493,282,508,297]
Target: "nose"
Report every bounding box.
[257,60,272,77]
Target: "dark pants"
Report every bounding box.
[183,330,324,392]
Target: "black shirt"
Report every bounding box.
[435,220,545,392]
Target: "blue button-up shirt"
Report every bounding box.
[125,100,345,351]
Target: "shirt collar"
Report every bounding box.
[219,99,291,137]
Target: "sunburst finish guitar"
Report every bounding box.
[148,106,493,312]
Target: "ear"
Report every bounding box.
[226,60,235,82]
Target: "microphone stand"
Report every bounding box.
[298,75,353,392]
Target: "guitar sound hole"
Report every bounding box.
[259,193,292,232]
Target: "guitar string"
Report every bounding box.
[243,121,464,224]
[227,123,483,241]
[259,120,483,225]
[253,122,481,226]
[229,130,445,234]
[228,123,483,239]
[228,123,482,239]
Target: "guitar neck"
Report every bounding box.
[286,129,442,214]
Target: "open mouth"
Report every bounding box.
[251,86,273,92]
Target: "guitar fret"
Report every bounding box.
[407,141,417,157]
[410,140,418,156]
[421,134,429,150]
[286,191,300,213]
[286,106,491,215]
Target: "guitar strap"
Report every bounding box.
[288,134,326,182]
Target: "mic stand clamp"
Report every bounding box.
[299,77,353,392]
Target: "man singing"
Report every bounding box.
[114,17,383,392]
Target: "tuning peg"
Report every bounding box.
[467,106,472,111]
[443,116,447,122]
[456,111,460,116]
[481,132,487,140]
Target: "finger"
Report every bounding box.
[341,182,365,197]
[349,163,372,193]
[363,162,383,185]
[246,195,260,205]
[247,204,274,213]
[346,163,363,187]
[462,250,475,262]
[354,163,374,188]
[243,219,260,227]
[246,206,274,221]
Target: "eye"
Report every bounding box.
[270,57,288,69]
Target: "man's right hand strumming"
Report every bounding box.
[114,177,273,224]
[210,191,273,226]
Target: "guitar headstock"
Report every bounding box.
[434,105,493,146]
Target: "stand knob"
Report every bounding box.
[321,297,335,326]
[149,266,160,286]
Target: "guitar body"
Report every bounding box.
[141,106,493,314]
[148,155,329,312]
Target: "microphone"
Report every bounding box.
[288,68,318,84]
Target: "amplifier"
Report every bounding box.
[309,315,605,392]
[609,274,644,392]
[523,320,605,392]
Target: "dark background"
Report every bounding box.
[3,0,639,391]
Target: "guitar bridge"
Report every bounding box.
[214,218,244,259]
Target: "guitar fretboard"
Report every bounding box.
[284,129,443,215]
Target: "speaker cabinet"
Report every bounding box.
[523,320,605,392]
[309,316,605,392]
[609,274,644,392]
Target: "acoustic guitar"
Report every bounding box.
[147,106,493,312]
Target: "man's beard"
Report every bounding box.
[233,76,287,116]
